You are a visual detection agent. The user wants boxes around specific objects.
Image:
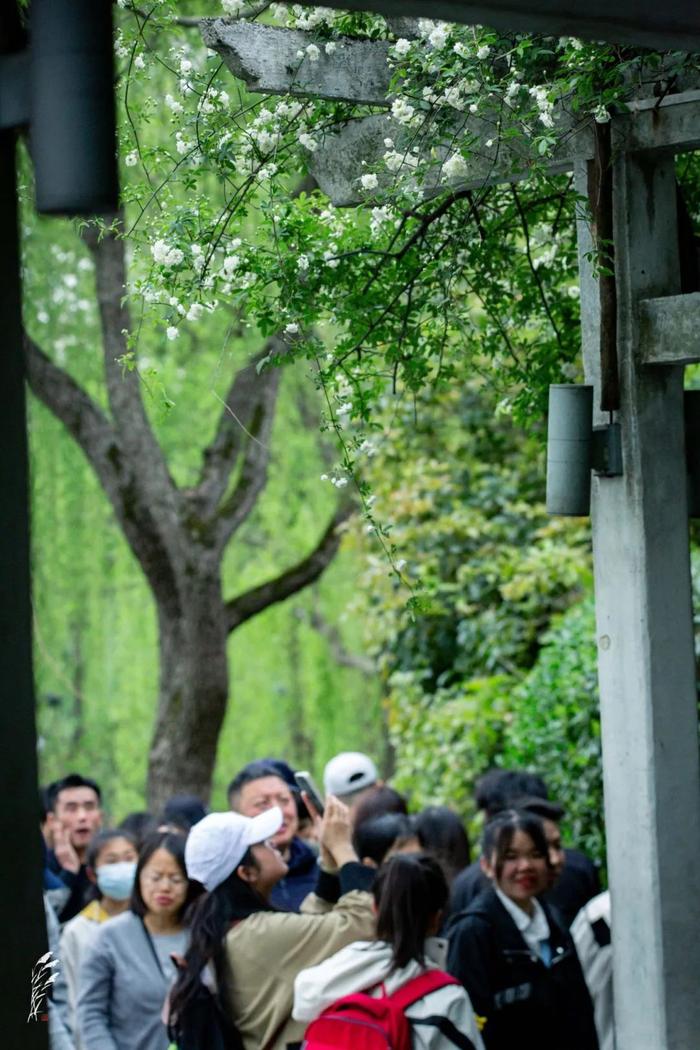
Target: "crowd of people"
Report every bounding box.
[40,754,613,1050]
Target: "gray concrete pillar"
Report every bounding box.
[575,150,700,1049]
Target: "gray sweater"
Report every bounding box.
[77,910,186,1050]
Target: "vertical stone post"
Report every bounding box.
[575,148,700,1048]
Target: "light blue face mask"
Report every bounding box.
[96,861,137,901]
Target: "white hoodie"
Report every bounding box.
[293,938,485,1050]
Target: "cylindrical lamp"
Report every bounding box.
[546,384,594,516]
[30,0,118,215]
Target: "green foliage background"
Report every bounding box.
[25,4,700,868]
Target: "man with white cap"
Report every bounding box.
[323,751,381,812]
[172,796,376,1050]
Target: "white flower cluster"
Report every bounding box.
[175,132,191,156]
[428,24,450,49]
[151,240,184,267]
[125,150,138,167]
[298,132,318,152]
[360,173,379,191]
[383,149,418,173]
[443,152,469,180]
[200,87,230,115]
[392,38,412,57]
[370,206,393,234]
[391,98,416,125]
[222,0,247,14]
[320,472,349,488]
[286,5,337,30]
[529,85,555,129]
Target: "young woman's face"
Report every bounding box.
[247,840,288,897]
[95,835,138,869]
[492,829,549,905]
[139,847,188,920]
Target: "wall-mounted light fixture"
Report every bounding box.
[546,384,622,516]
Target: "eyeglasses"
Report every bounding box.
[143,872,186,887]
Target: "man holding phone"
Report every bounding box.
[227,759,319,911]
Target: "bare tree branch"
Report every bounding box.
[83,221,178,485]
[195,336,287,522]
[25,334,182,612]
[225,501,354,632]
[82,218,185,561]
[294,606,376,675]
[25,334,121,501]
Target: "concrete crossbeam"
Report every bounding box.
[273,0,700,52]
[640,293,700,365]
[201,19,393,105]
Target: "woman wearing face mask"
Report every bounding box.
[447,810,598,1050]
[168,795,376,1050]
[60,829,138,1047]
[78,830,199,1050]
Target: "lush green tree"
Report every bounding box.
[29,2,700,819]
[24,5,382,809]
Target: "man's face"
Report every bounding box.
[541,817,565,884]
[53,786,102,853]
[234,776,298,853]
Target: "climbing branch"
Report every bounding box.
[225,501,354,632]
[195,336,288,526]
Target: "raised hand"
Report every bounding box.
[50,816,81,874]
[319,795,358,870]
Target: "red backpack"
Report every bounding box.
[301,969,460,1050]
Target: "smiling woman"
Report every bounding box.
[77,832,200,1050]
[447,811,599,1050]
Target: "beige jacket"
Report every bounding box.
[223,889,375,1050]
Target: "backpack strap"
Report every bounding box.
[388,969,460,1012]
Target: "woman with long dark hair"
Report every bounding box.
[413,806,471,886]
[169,795,375,1050]
[78,830,199,1050]
[293,853,485,1049]
[447,810,599,1049]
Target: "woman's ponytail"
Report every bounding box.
[373,853,448,970]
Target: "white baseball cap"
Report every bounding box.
[184,806,283,891]
[323,752,378,796]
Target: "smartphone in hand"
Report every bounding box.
[294,771,325,816]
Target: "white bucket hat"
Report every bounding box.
[184,806,283,891]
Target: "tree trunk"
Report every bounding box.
[146,566,229,811]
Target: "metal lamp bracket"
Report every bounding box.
[592,423,623,477]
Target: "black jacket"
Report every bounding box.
[447,888,599,1050]
[268,836,318,912]
[46,850,95,923]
